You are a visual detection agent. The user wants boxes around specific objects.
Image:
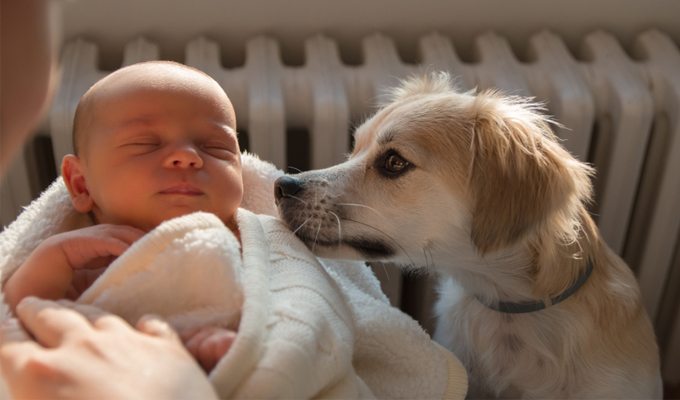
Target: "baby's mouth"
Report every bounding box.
[159,184,204,196]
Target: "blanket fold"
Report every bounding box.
[0,152,467,399]
[78,211,244,333]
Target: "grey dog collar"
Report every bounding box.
[479,260,594,314]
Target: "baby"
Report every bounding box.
[2,61,243,372]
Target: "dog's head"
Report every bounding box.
[275,73,593,269]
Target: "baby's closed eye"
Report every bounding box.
[118,135,161,153]
[201,140,237,159]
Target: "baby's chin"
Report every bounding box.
[98,207,236,233]
[145,211,199,230]
[110,213,189,233]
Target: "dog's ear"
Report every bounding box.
[467,92,593,254]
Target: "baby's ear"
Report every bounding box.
[61,154,94,213]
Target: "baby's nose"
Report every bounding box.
[165,145,203,168]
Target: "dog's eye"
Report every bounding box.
[378,150,412,178]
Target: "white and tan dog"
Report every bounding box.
[274,73,662,398]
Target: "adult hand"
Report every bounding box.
[0,297,218,400]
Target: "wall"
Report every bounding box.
[61,0,680,69]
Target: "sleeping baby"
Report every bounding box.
[0,60,470,399]
[2,60,244,372]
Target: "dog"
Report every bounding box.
[274,73,662,398]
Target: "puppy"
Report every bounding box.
[274,73,662,398]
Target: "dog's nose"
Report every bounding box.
[274,175,304,202]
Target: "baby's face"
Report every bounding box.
[75,71,243,231]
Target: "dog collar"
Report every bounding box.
[479,260,594,314]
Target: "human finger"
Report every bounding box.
[63,236,130,270]
[136,314,180,341]
[14,297,91,347]
[178,325,201,342]
[208,329,236,357]
[58,225,145,269]
[69,267,107,297]
[0,339,44,385]
[96,224,146,245]
[198,329,236,371]
[0,318,31,344]
[183,326,220,357]
[91,224,147,257]
[56,300,129,331]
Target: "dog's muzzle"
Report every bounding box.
[274,174,395,259]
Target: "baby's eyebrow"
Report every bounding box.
[206,122,237,137]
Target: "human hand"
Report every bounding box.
[0,297,218,400]
[47,224,146,270]
[182,326,237,372]
[3,224,145,310]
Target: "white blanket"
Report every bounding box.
[0,152,467,399]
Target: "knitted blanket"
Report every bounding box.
[0,152,467,399]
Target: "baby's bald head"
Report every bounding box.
[72,61,235,156]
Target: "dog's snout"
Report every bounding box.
[274,175,304,202]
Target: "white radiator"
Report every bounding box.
[1,29,679,384]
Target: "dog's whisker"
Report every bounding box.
[293,218,312,235]
[424,242,435,269]
[336,202,385,218]
[342,217,417,268]
[378,262,390,282]
[328,210,342,245]
[422,247,430,269]
[311,220,323,253]
[427,247,435,269]
[289,194,309,206]
[286,166,303,174]
[319,185,333,204]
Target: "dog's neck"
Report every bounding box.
[425,207,597,306]
[434,245,540,305]
[430,238,592,307]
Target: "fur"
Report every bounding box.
[275,73,662,398]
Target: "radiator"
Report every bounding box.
[1,29,679,384]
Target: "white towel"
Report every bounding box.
[77,211,244,333]
[0,152,467,399]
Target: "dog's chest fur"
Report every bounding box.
[435,286,585,398]
[433,275,658,399]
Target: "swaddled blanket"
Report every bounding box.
[0,152,467,399]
